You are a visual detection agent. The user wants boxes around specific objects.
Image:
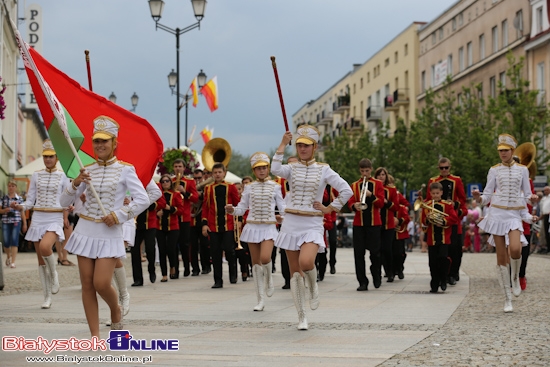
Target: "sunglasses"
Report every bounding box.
[439,166,450,170]
[160,180,171,183]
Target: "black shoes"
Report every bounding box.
[317,272,325,281]
[201,268,211,275]
[448,276,456,286]
[440,279,447,291]
[430,288,438,293]
[131,281,143,287]
[191,271,200,276]
[373,277,381,289]
[387,275,395,283]
[282,283,290,289]
[184,269,190,277]
[397,270,404,280]
[149,273,156,283]
[272,264,276,273]
[330,266,336,274]
[242,273,248,282]
[357,284,368,291]
[211,282,223,289]
[230,278,237,284]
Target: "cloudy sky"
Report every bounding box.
[19,0,456,157]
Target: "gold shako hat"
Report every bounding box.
[42,139,56,155]
[92,116,119,140]
[295,125,319,145]
[250,152,270,169]
[497,133,517,150]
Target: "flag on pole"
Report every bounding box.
[189,77,199,107]
[14,27,163,185]
[200,76,218,112]
[200,126,213,144]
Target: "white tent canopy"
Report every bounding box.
[14,159,63,177]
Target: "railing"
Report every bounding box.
[393,88,410,105]
[384,95,398,110]
[366,106,382,121]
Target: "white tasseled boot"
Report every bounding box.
[290,273,308,330]
[43,254,59,294]
[39,265,52,309]
[510,257,522,297]
[253,264,265,311]
[262,263,274,297]
[113,267,130,316]
[303,269,319,310]
[496,265,513,313]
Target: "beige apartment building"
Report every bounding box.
[292,22,425,159]
[417,0,531,108]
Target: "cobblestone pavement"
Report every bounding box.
[381,253,550,367]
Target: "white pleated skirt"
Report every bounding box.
[478,208,526,248]
[65,218,126,259]
[122,220,136,247]
[25,211,65,243]
[274,214,325,253]
[240,223,278,244]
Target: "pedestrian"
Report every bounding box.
[473,134,538,312]
[272,126,352,330]
[2,180,27,269]
[60,116,149,336]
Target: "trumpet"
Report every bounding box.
[358,176,369,210]
[413,199,449,217]
[234,216,243,250]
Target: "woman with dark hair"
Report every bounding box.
[2,180,27,268]
[374,167,398,282]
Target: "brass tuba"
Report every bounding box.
[515,142,537,179]
[202,138,232,172]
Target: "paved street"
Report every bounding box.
[0,248,548,366]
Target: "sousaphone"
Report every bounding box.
[202,138,232,172]
[515,142,537,179]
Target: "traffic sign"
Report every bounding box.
[467,183,483,198]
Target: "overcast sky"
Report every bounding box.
[19,0,457,158]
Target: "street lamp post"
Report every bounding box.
[168,69,207,146]
[149,0,207,148]
[108,92,139,112]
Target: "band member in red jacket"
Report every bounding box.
[202,162,240,288]
[172,159,199,278]
[394,192,410,280]
[425,157,467,286]
[421,182,458,293]
[348,158,385,291]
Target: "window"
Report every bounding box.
[478,83,483,99]
[492,26,498,53]
[385,84,390,97]
[421,71,426,92]
[447,54,453,76]
[385,58,390,67]
[439,27,444,40]
[502,19,508,47]
[516,10,523,39]
[360,78,363,89]
[536,7,543,34]
[452,18,457,31]
[394,51,398,63]
[459,47,464,71]
[458,13,463,26]
[490,76,496,98]
[467,42,473,67]
[404,43,408,56]
[537,62,545,105]
[368,96,372,107]
[431,64,436,87]
[479,34,485,60]
[353,84,356,94]
[432,33,436,45]
[499,71,506,87]
[457,92,462,106]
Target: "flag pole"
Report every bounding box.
[84,50,93,91]
[188,125,196,146]
[11,22,107,216]
[270,56,290,133]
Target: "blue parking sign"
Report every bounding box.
[467,183,483,198]
[409,190,419,204]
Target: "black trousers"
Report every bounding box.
[353,225,382,286]
[190,224,210,272]
[428,243,449,291]
[519,235,530,278]
[156,229,179,277]
[236,241,250,274]
[380,228,395,277]
[448,225,463,279]
[393,238,407,274]
[131,228,157,283]
[316,251,327,277]
[543,214,550,250]
[327,227,337,267]
[178,221,191,275]
[209,231,237,284]
[280,248,290,285]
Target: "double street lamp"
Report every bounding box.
[109,92,139,112]
[148,0,207,147]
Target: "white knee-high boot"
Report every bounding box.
[113,267,130,316]
[303,269,319,310]
[43,254,59,294]
[39,265,52,309]
[252,264,265,311]
[262,263,274,297]
[290,273,308,330]
[496,265,513,313]
[510,257,522,297]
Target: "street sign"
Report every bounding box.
[409,190,419,204]
[467,183,483,198]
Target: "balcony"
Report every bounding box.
[384,95,399,111]
[393,88,410,106]
[318,110,333,126]
[366,105,382,121]
[344,117,362,132]
[334,95,350,113]
[537,90,547,109]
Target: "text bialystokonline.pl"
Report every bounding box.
[25,355,153,364]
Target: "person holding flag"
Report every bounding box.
[12,140,69,309]
[60,116,149,337]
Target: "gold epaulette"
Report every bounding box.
[84,161,96,168]
[317,162,328,166]
[491,163,502,168]
[119,161,133,166]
